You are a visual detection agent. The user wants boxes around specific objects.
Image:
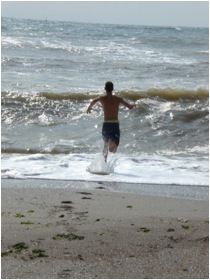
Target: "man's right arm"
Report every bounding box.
[87,97,101,114]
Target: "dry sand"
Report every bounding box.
[1,179,209,279]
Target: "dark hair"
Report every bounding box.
[105,81,114,92]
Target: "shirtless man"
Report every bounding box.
[87,81,136,161]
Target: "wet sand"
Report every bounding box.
[1,179,209,279]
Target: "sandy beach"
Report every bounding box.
[1,179,209,279]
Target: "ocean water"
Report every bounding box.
[1,17,209,196]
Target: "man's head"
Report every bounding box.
[105,81,114,92]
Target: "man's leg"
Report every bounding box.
[108,140,117,153]
[103,140,117,162]
[103,141,109,162]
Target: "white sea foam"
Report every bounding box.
[1,153,208,187]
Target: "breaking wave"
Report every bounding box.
[2,88,209,103]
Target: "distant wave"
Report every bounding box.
[2,88,208,103]
[117,88,209,101]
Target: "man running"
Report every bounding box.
[87,81,136,161]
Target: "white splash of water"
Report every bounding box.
[87,153,118,175]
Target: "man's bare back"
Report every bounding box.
[87,92,134,121]
[98,94,127,121]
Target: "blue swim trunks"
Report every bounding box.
[102,121,120,146]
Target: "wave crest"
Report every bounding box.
[2,88,208,103]
[118,88,209,101]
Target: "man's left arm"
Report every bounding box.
[121,98,136,110]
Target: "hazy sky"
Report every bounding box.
[1,1,209,27]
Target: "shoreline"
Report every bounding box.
[1,180,209,279]
[1,178,209,201]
